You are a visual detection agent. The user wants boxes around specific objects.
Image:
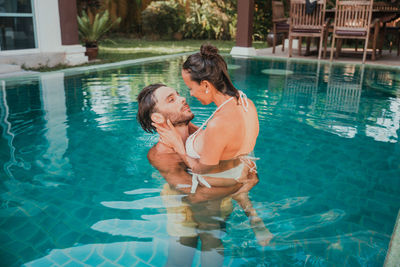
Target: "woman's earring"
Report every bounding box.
[206,90,209,94]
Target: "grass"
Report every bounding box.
[25,38,268,72]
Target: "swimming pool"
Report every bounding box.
[0,55,399,266]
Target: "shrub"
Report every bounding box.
[183,0,236,40]
[253,0,272,41]
[141,1,186,39]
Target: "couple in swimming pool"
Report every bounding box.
[136,45,272,259]
[138,44,260,193]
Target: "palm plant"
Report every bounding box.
[77,10,121,48]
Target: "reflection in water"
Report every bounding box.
[141,142,272,266]
[279,62,400,141]
[0,57,398,266]
[325,67,363,115]
[323,65,364,138]
[95,183,261,266]
[0,80,17,178]
[37,73,72,186]
[282,62,319,113]
[365,98,400,143]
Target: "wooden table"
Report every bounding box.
[325,8,400,22]
[324,5,400,60]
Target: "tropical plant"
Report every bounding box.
[77,10,121,48]
[253,0,272,41]
[183,0,236,40]
[141,1,186,39]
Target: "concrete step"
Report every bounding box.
[0,64,21,74]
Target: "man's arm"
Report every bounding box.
[148,146,241,203]
[186,183,242,203]
[157,118,236,174]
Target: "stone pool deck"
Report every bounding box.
[385,210,400,267]
[0,64,39,78]
[256,44,400,67]
[0,45,399,79]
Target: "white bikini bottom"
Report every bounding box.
[178,157,258,193]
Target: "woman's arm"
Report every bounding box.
[148,148,242,202]
[154,119,232,174]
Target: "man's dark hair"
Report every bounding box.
[137,83,166,133]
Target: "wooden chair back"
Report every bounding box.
[334,0,373,32]
[290,0,327,30]
[272,1,286,21]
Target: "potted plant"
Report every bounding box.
[77,10,121,60]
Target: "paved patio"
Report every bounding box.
[0,43,398,79]
[257,42,400,68]
[0,64,39,78]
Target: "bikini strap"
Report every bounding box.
[239,90,249,112]
[239,155,259,173]
[192,96,234,137]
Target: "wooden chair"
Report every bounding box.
[272,1,289,54]
[288,0,328,60]
[330,0,374,64]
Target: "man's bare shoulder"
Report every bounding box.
[147,144,159,162]
[147,143,169,163]
[147,143,182,171]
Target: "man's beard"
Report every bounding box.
[164,111,194,127]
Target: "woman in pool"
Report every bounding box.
[154,44,259,193]
[153,44,272,245]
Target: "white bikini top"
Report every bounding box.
[183,90,253,193]
[185,90,249,159]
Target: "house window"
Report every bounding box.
[0,0,36,51]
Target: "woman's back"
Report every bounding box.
[194,97,259,161]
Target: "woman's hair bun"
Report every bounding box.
[200,44,219,59]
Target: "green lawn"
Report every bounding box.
[28,38,268,72]
[99,38,268,62]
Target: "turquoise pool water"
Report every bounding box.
[0,55,399,266]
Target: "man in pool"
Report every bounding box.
[137,83,244,266]
[137,83,244,199]
[137,83,254,199]
[136,84,272,250]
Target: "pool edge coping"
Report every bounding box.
[235,53,400,71]
[1,51,399,83]
[0,51,196,82]
[384,209,400,267]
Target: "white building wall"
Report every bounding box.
[35,0,63,52]
[0,0,87,68]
